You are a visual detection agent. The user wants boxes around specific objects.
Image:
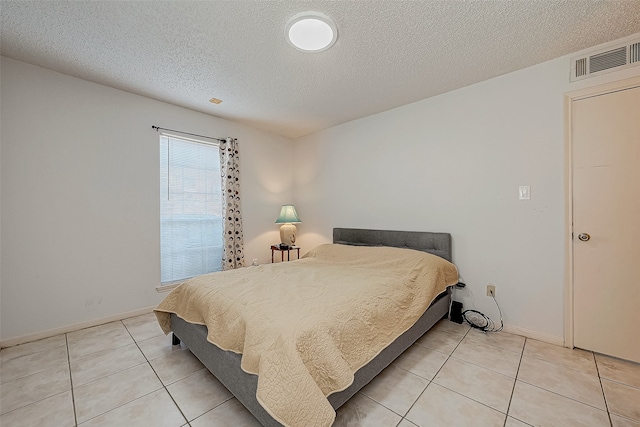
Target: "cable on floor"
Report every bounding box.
[462,294,504,333]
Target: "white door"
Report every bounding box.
[572,84,640,363]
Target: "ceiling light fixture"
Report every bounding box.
[209,98,223,104]
[286,12,337,53]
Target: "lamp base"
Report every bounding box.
[279,223,297,246]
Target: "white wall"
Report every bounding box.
[293,34,640,341]
[0,57,294,342]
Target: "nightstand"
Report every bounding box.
[271,245,300,263]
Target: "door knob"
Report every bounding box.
[578,233,590,241]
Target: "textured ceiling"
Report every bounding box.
[2,1,640,139]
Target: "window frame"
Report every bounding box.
[158,133,223,289]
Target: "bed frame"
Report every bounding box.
[170,228,453,426]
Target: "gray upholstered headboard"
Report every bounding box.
[333,228,452,262]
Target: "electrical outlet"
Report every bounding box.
[487,284,496,297]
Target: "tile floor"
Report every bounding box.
[1,314,639,427]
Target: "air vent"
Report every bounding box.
[571,37,640,81]
[575,58,587,78]
[589,47,626,74]
[631,42,640,64]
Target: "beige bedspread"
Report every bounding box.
[155,244,458,427]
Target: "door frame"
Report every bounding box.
[563,75,640,349]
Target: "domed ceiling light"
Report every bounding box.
[286,12,337,53]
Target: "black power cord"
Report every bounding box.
[462,294,504,333]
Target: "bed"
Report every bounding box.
[155,228,457,426]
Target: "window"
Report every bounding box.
[160,135,223,284]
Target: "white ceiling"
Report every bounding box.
[2,1,640,139]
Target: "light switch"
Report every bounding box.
[519,185,531,200]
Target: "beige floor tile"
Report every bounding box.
[517,355,606,410]
[74,363,163,423]
[392,343,449,380]
[67,322,134,361]
[333,393,402,427]
[397,419,419,427]
[611,415,640,427]
[167,368,233,421]
[0,334,67,363]
[464,329,525,354]
[523,339,597,375]
[122,312,157,327]
[0,344,68,384]
[430,319,470,337]
[124,319,165,342]
[504,416,533,427]
[360,364,429,416]
[67,321,126,344]
[596,353,640,389]
[71,342,146,386]
[433,357,514,413]
[0,390,75,427]
[9,313,640,426]
[415,329,464,355]
[451,338,521,378]
[190,398,262,427]
[79,389,185,426]
[509,380,610,426]
[137,333,187,361]
[150,348,205,385]
[0,364,71,415]
[602,378,640,421]
[405,382,505,427]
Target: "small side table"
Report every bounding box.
[271,245,300,263]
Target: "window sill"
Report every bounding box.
[156,283,182,293]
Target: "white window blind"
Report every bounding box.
[160,135,223,284]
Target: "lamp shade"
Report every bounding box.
[275,204,301,224]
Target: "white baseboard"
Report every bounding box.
[1,308,567,350]
[503,324,565,347]
[0,306,157,349]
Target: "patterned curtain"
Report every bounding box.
[220,138,245,270]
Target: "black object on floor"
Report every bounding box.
[450,301,464,324]
[172,333,181,346]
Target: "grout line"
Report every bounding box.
[507,343,611,424]
[415,324,530,421]
[178,395,235,425]
[67,322,137,363]
[74,320,176,424]
[400,323,471,423]
[514,347,612,415]
[127,322,189,425]
[410,323,529,425]
[0,390,73,422]
[513,377,612,413]
[353,322,476,424]
[30,314,623,427]
[443,333,523,379]
[593,352,614,427]
[70,341,135,363]
[78,388,165,425]
[65,333,79,427]
[520,352,601,377]
[0,349,68,387]
[445,353,517,380]
[6,316,206,426]
[503,336,526,427]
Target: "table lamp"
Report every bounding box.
[275,204,301,246]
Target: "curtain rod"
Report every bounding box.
[152,125,225,142]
